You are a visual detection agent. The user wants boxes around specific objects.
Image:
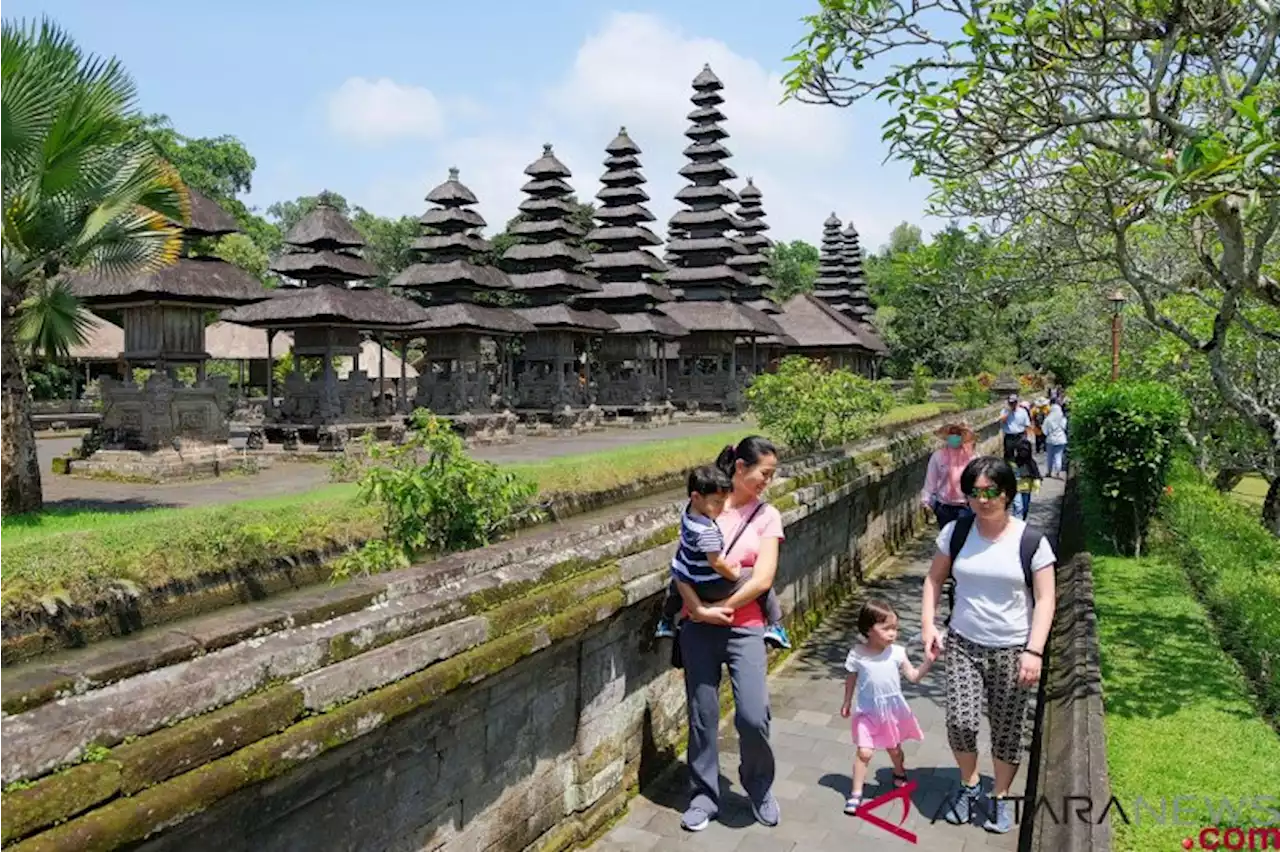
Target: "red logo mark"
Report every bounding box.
[855,781,918,843]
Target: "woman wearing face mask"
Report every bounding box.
[921,423,976,529]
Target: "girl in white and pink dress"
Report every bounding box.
[839,598,936,814]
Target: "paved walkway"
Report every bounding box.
[590,474,1064,851]
[36,419,744,511]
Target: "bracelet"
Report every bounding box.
[1022,648,1043,658]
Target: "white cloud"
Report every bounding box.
[354,11,932,250]
[327,77,446,144]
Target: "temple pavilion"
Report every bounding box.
[221,196,430,433]
[66,188,268,450]
[390,168,534,416]
[660,65,784,412]
[577,127,686,414]
[504,144,618,415]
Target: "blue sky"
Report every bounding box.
[6,0,941,251]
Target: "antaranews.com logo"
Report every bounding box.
[848,789,1280,848]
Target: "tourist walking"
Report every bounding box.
[999,395,1030,460]
[921,422,976,529]
[1042,402,1068,478]
[1010,440,1042,520]
[678,436,785,833]
[919,457,1056,834]
[840,598,935,815]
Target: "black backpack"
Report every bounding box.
[942,516,1045,626]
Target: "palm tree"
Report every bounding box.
[2,18,189,516]
[16,277,94,361]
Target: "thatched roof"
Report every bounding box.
[693,64,724,90]
[409,303,535,335]
[270,249,378,281]
[524,144,572,179]
[513,304,619,332]
[503,242,595,271]
[609,311,687,338]
[659,301,784,336]
[606,127,641,155]
[68,313,124,361]
[772,295,875,351]
[66,257,269,308]
[508,269,601,294]
[576,281,674,304]
[282,201,365,249]
[220,284,431,330]
[391,259,511,292]
[425,168,479,206]
[181,189,240,238]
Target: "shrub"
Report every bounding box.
[975,371,997,390]
[345,410,539,575]
[1071,379,1188,555]
[1158,461,1280,719]
[904,363,933,404]
[950,375,990,409]
[747,356,894,452]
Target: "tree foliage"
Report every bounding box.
[764,239,820,302]
[786,0,1280,531]
[746,356,894,451]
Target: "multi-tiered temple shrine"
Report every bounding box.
[661,65,783,412]
[577,128,685,419]
[391,168,533,423]
[505,145,618,421]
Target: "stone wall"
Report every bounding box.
[0,410,1001,852]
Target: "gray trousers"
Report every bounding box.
[681,621,775,815]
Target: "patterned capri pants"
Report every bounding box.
[944,630,1034,765]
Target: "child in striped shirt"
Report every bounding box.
[654,466,790,649]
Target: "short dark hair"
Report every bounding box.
[715,435,778,479]
[688,465,732,496]
[960,456,1017,505]
[856,598,897,636]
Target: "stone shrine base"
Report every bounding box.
[68,444,269,483]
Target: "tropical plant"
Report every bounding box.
[950,375,991,410]
[746,356,894,451]
[2,18,188,516]
[904,363,933,404]
[15,277,93,361]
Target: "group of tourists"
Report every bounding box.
[655,393,1063,838]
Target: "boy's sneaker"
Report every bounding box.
[654,618,677,640]
[764,624,792,649]
[681,806,710,832]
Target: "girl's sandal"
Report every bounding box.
[892,772,910,788]
[844,796,863,815]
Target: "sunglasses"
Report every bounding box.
[967,486,1004,500]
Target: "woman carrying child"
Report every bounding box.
[840,598,935,815]
[675,436,786,833]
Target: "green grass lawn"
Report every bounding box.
[1093,548,1280,851]
[0,403,956,612]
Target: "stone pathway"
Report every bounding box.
[36,419,744,511]
[589,474,1065,851]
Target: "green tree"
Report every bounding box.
[15,278,93,361]
[764,239,820,302]
[884,221,922,256]
[786,0,1280,537]
[2,18,187,516]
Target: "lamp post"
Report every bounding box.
[1108,289,1127,381]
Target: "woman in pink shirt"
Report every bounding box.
[677,436,785,834]
[922,423,976,529]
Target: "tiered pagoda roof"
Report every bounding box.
[841,220,887,354]
[68,188,268,309]
[505,144,616,333]
[390,168,533,335]
[772,293,878,354]
[224,195,427,330]
[728,177,779,313]
[812,213,856,316]
[841,221,874,321]
[579,127,685,339]
[663,64,781,338]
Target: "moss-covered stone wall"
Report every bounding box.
[0,411,1001,852]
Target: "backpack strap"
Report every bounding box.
[947,515,975,565]
[724,501,766,558]
[1019,525,1045,598]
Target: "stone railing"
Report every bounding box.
[0,409,1001,852]
[1023,470,1114,852]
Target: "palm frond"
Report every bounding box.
[16,276,93,361]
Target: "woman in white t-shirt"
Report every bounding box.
[919,456,1056,835]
